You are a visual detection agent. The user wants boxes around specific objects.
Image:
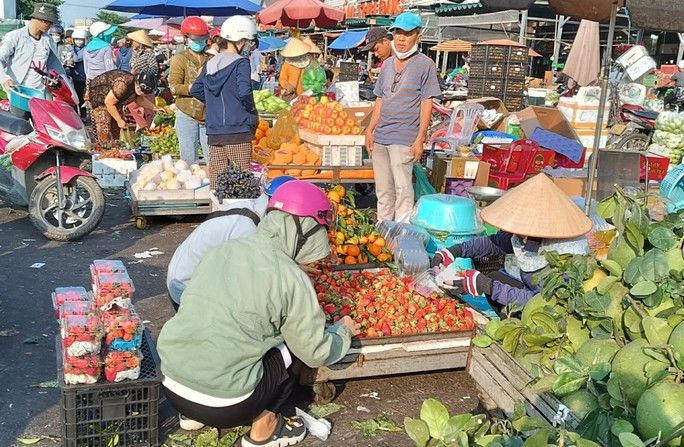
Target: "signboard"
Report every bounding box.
[339,62,359,82]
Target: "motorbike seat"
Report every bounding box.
[0,110,32,136]
[628,109,659,121]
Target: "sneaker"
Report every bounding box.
[179,414,205,431]
[241,414,306,447]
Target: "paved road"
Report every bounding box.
[0,189,480,447]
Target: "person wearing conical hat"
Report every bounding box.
[431,174,593,306]
[278,38,312,99]
[128,30,158,76]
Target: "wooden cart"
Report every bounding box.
[301,329,474,404]
[125,182,213,229]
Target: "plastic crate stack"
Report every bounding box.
[468,44,527,111]
[53,260,161,447]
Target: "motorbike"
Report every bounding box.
[607,104,659,152]
[0,68,105,241]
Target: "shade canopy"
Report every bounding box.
[329,30,367,50]
[105,0,261,17]
[430,39,472,52]
[121,17,167,30]
[257,0,344,28]
[480,174,593,239]
[562,19,600,87]
[260,36,286,51]
[479,39,542,57]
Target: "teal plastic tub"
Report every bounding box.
[9,86,44,112]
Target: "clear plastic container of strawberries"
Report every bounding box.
[52,287,91,320]
[94,273,135,309]
[103,310,142,350]
[104,350,142,382]
[63,351,101,384]
[90,259,128,278]
[59,300,98,322]
[61,314,103,357]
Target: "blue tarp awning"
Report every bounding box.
[259,36,286,51]
[328,30,368,50]
[105,0,260,17]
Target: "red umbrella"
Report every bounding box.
[257,0,344,28]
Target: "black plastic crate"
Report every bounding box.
[473,255,506,274]
[505,62,525,79]
[504,78,525,95]
[58,329,161,447]
[469,60,487,78]
[468,77,505,97]
[503,94,524,111]
[471,44,510,61]
[508,46,528,63]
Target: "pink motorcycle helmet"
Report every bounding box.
[267,180,336,231]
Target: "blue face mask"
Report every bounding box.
[189,41,206,53]
[240,47,250,57]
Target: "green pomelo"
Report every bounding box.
[669,321,684,358]
[561,390,600,420]
[636,382,684,446]
[665,247,684,273]
[612,339,667,405]
[575,339,620,366]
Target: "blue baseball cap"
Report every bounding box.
[389,12,422,32]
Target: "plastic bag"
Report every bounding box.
[265,110,299,151]
[413,163,436,201]
[119,128,136,148]
[302,61,326,95]
[376,220,431,250]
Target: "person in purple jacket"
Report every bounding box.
[431,174,593,306]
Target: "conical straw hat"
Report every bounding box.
[127,30,153,48]
[281,38,311,58]
[303,36,321,54]
[480,174,592,239]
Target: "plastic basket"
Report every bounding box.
[660,163,684,212]
[473,255,506,275]
[504,78,525,95]
[503,94,524,112]
[9,85,44,112]
[506,62,526,79]
[58,329,161,447]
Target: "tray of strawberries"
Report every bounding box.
[103,311,142,351]
[63,351,101,384]
[59,300,98,322]
[104,350,142,382]
[52,287,92,320]
[62,314,103,357]
[94,273,135,309]
[90,259,128,277]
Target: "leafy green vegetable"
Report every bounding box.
[351,415,402,437]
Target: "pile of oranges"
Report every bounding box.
[251,119,271,148]
[326,185,393,265]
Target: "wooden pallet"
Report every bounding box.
[468,343,581,428]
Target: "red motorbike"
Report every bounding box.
[0,68,104,241]
[607,104,659,152]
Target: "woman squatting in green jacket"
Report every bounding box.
[157,180,360,447]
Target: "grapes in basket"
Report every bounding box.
[215,164,260,201]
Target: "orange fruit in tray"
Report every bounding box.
[347,245,361,257]
[377,253,391,262]
[358,253,369,264]
[327,190,341,203]
[344,255,357,265]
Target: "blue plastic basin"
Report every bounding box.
[9,86,44,112]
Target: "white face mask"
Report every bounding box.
[52,35,61,44]
[74,39,85,47]
[391,40,418,60]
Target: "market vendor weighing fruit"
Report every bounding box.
[431,174,593,306]
[158,180,359,447]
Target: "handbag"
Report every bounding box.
[281,68,303,103]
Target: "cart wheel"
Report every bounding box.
[312,382,336,404]
[135,216,147,230]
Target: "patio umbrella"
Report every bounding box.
[562,20,600,87]
[479,39,542,57]
[105,0,261,17]
[121,17,168,29]
[257,0,344,28]
[430,39,472,53]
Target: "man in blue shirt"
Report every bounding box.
[364,12,441,221]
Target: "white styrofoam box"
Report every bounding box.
[134,183,210,201]
[92,157,137,176]
[616,45,650,69]
[209,191,255,212]
[527,88,549,98]
[96,173,129,188]
[558,97,610,128]
[299,128,365,146]
[626,56,657,81]
[313,145,363,167]
[577,129,609,152]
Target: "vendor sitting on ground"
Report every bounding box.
[158,180,360,447]
[431,174,592,306]
[166,175,297,310]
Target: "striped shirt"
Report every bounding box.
[373,53,441,146]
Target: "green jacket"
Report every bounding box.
[158,211,352,399]
[168,50,211,123]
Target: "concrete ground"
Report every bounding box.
[0,188,481,447]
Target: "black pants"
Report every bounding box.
[163,348,297,429]
[73,80,86,118]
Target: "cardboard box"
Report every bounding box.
[467,97,509,130]
[557,97,610,129]
[430,154,490,194]
[516,106,586,165]
[343,103,375,127]
[642,154,669,181]
[552,177,597,197]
